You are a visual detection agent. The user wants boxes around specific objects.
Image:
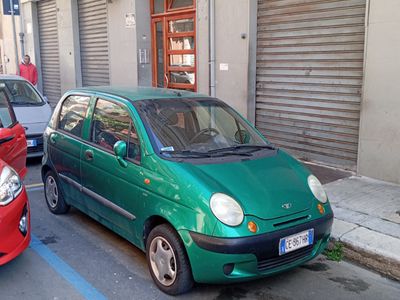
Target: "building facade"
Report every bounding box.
[1,0,399,184]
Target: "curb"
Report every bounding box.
[328,239,400,282]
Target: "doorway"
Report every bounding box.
[151,0,196,91]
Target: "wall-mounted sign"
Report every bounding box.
[2,0,20,16]
[139,49,150,64]
[219,63,229,71]
[125,13,136,28]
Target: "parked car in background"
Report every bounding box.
[0,75,52,157]
[0,85,30,265]
[42,87,333,295]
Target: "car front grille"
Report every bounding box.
[257,245,314,271]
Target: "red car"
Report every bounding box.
[0,84,30,265]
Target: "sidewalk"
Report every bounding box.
[305,162,400,281]
[325,176,400,281]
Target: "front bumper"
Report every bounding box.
[181,213,333,283]
[0,188,31,265]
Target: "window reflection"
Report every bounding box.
[169,37,194,50]
[92,99,140,160]
[169,19,194,33]
[170,71,195,84]
[170,54,195,67]
[58,96,90,137]
[170,0,193,9]
[153,0,164,14]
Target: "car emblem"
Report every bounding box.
[282,203,292,209]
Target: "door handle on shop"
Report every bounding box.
[84,150,94,161]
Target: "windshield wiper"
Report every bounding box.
[207,144,277,154]
[160,150,212,158]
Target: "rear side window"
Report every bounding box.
[58,95,90,137]
[91,99,141,161]
[0,90,15,128]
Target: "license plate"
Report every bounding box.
[27,139,37,147]
[279,229,314,255]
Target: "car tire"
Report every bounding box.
[44,170,70,214]
[146,224,194,295]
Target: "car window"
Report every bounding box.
[0,90,15,128]
[3,80,43,105]
[91,99,140,161]
[58,95,90,137]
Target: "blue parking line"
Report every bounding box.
[30,234,108,300]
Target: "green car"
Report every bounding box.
[42,87,333,295]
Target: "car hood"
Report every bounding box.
[13,104,52,135]
[182,151,313,220]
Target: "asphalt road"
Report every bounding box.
[1,158,399,300]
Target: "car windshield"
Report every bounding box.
[135,98,272,158]
[2,80,44,106]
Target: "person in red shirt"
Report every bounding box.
[18,54,38,85]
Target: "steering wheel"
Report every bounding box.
[189,128,220,143]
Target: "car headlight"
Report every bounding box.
[308,175,327,203]
[0,166,23,206]
[210,193,244,226]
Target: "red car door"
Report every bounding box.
[0,88,27,179]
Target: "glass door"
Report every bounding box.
[151,1,196,91]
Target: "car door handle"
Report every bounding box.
[49,133,58,144]
[84,149,94,161]
[0,135,15,145]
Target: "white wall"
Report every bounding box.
[56,0,82,92]
[196,0,209,95]
[358,0,400,184]
[107,0,138,86]
[214,0,251,117]
[0,0,22,75]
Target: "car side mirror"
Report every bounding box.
[0,128,15,145]
[113,140,128,168]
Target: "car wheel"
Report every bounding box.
[146,224,194,295]
[44,170,70,214]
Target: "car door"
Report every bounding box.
[0,88,27,178]
[48,95,91,207]
[80,97,144,239]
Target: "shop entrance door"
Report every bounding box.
[151,1,196,91]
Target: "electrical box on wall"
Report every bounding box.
[139,49,150,64]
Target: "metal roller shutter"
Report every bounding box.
[256,0,366,169]
[78,0,110,86]
[37,0,61,106]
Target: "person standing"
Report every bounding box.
[18,55,38,85]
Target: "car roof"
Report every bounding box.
[0,75,27,81]
[67,86,208,101]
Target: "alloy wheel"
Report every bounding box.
[149,236,177,286]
